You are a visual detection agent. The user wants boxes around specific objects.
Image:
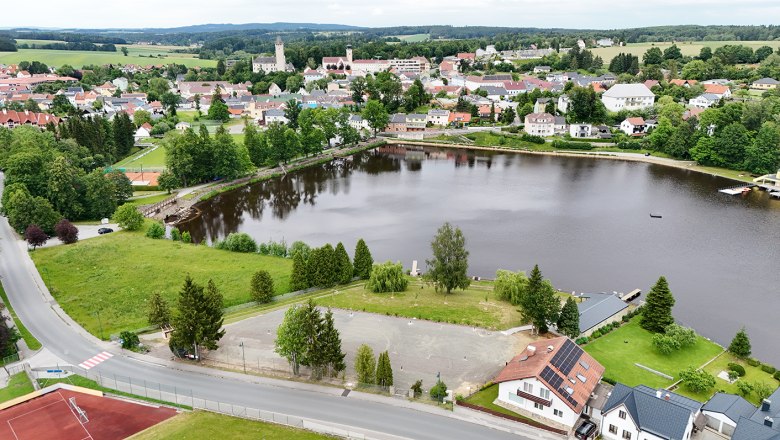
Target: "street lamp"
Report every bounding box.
[239,340,246,374]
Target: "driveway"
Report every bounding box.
[37,223,121,248]
[144,307,534,395]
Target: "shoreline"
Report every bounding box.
[386,139,752,184]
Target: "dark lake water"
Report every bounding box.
[182,145,780,365]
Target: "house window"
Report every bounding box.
[533,402,544,410]
[523,382,533,394]
[553,409,563,417]
[622,431,632,440]
[619,410,627,419]
[539,388,550,400]
[609,425,618,434]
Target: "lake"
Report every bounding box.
[181,145,780,365]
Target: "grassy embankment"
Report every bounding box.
[129,410,334,440]
[0,373,35,403]
[31,229,293,337]
[316,278,524,330]
[462,384,537,423]
[0,45,216,68]
[0,285,42,350]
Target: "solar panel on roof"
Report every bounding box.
[550,339,584,375]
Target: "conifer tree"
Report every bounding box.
[334,242,353,284]
[376,351,394,390]
[557,297,580,339]
[147,291,171,329]
[640,276,675,333]
[322,309,346,377]
[517,265,560,334]
[171,276,225,358]
[289,251,309,291]
[728,327,752,358]
[202,279,226,350]
[353,239,374,279]
[250,270,274,303]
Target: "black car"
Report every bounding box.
[574,420,597,440]
[97,227,114,235]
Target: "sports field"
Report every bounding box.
[0,45,216,68]
[114,145,167,170]
[590,40,780,60]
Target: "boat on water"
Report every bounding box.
[649,213,662,218]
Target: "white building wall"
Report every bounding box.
[602,95,654,112]
[497,378,580,429]
[702,411,737,435]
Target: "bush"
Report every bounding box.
[679,367,716,393]
[215,232,257,253]
[747,358,761,367]
[411,380,423,398]
[575,337,589,345]
[727,363,746,377]
[602,376,617,385]
[181,231,192,243]
[120,331,140,350]
[54,219,79,244]
[146,222,165,239]
[258,239,288,257]
[520,133,545,144]
[617,141,643,150]
[170,228,181,241]
[552,140,594,150]
[112,203,144,231]
[430,380,448,401]
[761,364,777,374]
[366,261,408,293]
[773,371,780,381]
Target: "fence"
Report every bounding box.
[0,352,20,367]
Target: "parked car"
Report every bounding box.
[97,228,114,235]
[574,420,597,440]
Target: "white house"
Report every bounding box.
[533,65,552,74]
[597,38,614,47]
[689,93,721,109]
[264,109,288,125]
[426,109,450,127]
[570,123,593,138]
[620,117,647,136]
[493,337,605,431]
[701,393,756,437]
[348,114,369,132]
[601,84,655,112]
[524,112,555,136]
[174,121,191,132]
[112,77,129,92]
[557,94,570,114]
[134,123,151,141]
[601,383,704,440]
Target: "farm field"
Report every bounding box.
[392,33,431,42]
[590,40,780,60]
[0,47,216,68]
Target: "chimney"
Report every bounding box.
[656,390,662,399]
[664,393,671,401]
[762,399,772,412]
[547,345,554,353]
[527,345,536,357]
[765,417,774,428]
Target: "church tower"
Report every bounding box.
[275,36,286,72]
[346,44,353,64]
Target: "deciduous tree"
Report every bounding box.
[113,203,144,231]
[367,261,408,293]
[424,222,470,295]
[54,219,79,244]
[354,344,376,385]
[25,224,48,249]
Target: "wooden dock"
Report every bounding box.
[718,184,756,195]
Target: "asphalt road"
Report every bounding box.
[0,172,532,440]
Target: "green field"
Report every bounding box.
[114,145,167,170]
[31,228,293,337]
[687,353,779,404]
[315,278,524,330]
[130,411,334,440]
[393,34,431,43]
[0,373,35,403]
[590,40,780,61]
[0,47,216,69]
[584,319,724,393]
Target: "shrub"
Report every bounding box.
[552,140,594,150]
[747,358,761,367]
[25,224,48,249]
[411,380,423,398]
[181,231,192,243]
[575,337,589,345]
[773,371,780,381]
[170,228,181,241]
[617,141,643,150]
[761,364,777,374]
[146,222,165,239]
[258,239,288,257]
[679,367,716,393]
[366,261,408,293]
[54,219,79,244]
[602,376,617,385]
[215,233,257,253]
[112,203,144,231]
[736,380,754,396]
[120,331,140,350]
[430,380,448,401]
[250,270,274,304]
[727,363,746,377]
[519,133,545,144]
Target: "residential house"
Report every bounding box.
[268,83,282,96]
[426,109,450,127]
[575,292,629,336]
[703,84,732,99]
[94,82,118,97]
[504,81,527,96]
[386,113,408,132]
[670,79,698,87]
[596,38,614,47]
[731,388,780,440]
[557,95,570,114]
[570,123,592,138]
[303,69,325,83]
[406,114,426,131]
[602,84,655,112]
[533,65,552,74]
[644,80,660,89]
[493,337,605,431]
[175,121,191,132]
[112,77,129,91]
[689,93,720,109]
[478,104,502,121]
[701,393,755,437]
[534,98,551,114]
[0,109,61,129]
[584,382,614,425]
[264,109,288,125]
[751,78,780,90]
[620,117,647,136]
[348,114,369,132]
[134,123,152,141]
[601,384,704,440]
[481,86,508,101]
[524,112,555,136]
[448,112,471,127]
[554,116,568,135]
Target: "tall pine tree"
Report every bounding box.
[353,239,374,279]
[640,276,675,333]
[557,297,580,339]
[147,292,171,329]
[322,309,346,377]
[289,251,310,291]
[334,242,353,285]
[728,327,752,358]
[170,276,225,358]
[376,351,394,390]
[517,265,560,334]
[250,270,274,303]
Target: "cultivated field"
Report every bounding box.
[590,40,780,60]
[0,46,216,68]
[393,33,431,43]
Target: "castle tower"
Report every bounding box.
[275,36,286,72]
[346,44,353,64]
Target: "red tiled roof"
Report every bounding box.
[625,117,645,125]
[704,84,729,95]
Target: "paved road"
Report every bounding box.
[0,172,535,440]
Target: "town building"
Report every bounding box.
[750,77,780,90]
[322,45,429,74]
[0,109,60,128]
[493,337,605,431]
[426,109,450,127]
[731,388,780,440]
[253,37,295,73]
[569,123,592,138]
[701,393,756,437]
[575,292,629,336]
[689,93,721,109]
[601,84,655,112]
[524,112,555,136]
[620,117,647,136]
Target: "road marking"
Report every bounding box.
[77,351,113,370]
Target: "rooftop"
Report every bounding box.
[576,292,629,333]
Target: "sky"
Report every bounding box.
[3,0,780,30]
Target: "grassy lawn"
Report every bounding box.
[0,373,35,403]
[689,165,756,182]
[0,285,42,350]
[129,410,334,440]
[584,319,724,391]
[37,375,191,410]
[31,229,293,337]
[393,34,431,43]
[0,48,216,68]
[126,193,173,207]
[590,40,780,61]
[314,278,524,330]
[114,145,167,170]
[676,353,780,404]
[463,384,537,423]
